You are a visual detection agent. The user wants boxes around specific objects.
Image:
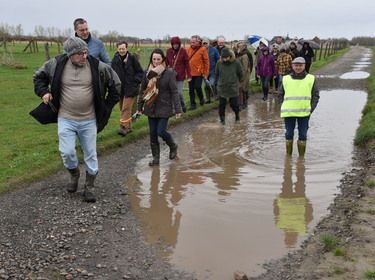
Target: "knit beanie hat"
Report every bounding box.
[221,48,231,58]
[63,37,88,57]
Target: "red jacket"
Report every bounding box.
[166,38,191,81]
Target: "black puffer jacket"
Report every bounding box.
[137,67,181,118]
[111,52,144,98]
[33,54,121,132]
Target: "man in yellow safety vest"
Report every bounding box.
[278,57,320,157]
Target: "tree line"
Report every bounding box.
[1,22,374,47]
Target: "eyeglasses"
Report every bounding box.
[203,42,208,45]
[76,51,88,57]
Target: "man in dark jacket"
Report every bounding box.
[111,40,144,136]
[33,37,120,203]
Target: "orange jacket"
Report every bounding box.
[186,46,209,77]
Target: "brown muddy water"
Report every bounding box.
[125,89,367,279]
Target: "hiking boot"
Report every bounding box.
[66,167,80,193]
[83,172,96,203]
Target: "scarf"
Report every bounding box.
[141,63,166,106]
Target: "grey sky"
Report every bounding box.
[2,0,374,41]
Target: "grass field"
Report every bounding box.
[0,42,353,193]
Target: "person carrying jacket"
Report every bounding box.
[111,40,144,136]
[33,37,120,202]
[278,57,319,157]
[215,48,244,125]
[186,35,209,110]
[166,36,192,112]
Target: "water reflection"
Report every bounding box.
[274,157,313,248]
[126,89,368,279]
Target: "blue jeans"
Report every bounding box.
[58,117,98,175]
[284,116,310,141]
[176,80,186,108]
[148,117,171,144]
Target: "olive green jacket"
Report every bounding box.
[215,51,244,98]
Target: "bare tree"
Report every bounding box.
[46,27,56,39]
[90,29,100,39]
[14,24,24,39]
[163,34,171,43]
[34,25,46,38]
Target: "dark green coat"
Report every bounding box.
[215,52,244,98]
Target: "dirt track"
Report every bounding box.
[0,46,374,280]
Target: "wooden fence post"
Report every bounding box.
[319,43,323,61]
[44,43,50,61]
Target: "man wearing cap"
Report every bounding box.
[278,57,319,157]
[73,18,111,65]
[33,37,121,202]
[202,37,220,103]
[215,48,243,125]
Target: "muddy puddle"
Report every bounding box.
[124,89,367,279]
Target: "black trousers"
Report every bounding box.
[188,76,204,106]
[219,96,239,118]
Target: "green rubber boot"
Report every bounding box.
[286,139,293,156]
[297,140,306,157]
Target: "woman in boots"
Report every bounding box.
[136,49,181,166]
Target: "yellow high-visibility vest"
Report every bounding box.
[280,74,315,118]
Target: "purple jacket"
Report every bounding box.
[256,53,276,77]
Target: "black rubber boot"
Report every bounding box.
[220,115,225,125]
[166,137,178,160]
[83,172,96,203]
[66,167,80,193]
[235,111,240,122]
[149,143,160,166]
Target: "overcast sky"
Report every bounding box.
[2,0,374,41]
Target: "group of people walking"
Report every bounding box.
[32,18,319,203]
[255,36,316,101]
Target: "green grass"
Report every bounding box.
[333,268,345,275]
[355,47,375,147]
[332,248,345,256]
[0,42,351,193]
[366,209,375,214]
[320,233,339,250]
[364,269,375,279]
[365,179,375,188]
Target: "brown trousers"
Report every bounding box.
[119,96,136,130]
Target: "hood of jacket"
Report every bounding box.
[170,36,181,48]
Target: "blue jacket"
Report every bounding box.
[87,37,111,65]
[208,45,220,77]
